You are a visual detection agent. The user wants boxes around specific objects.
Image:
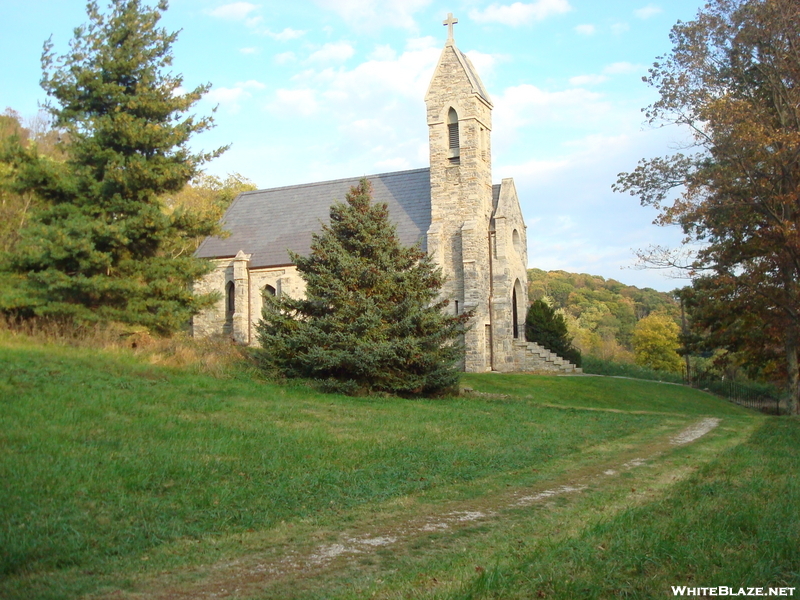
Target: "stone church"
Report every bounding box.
[193,15,580,374]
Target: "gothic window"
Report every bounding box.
[447,108,460,162]
[512,286,519,339]
[225,281,235,318]
[264,284,276,297]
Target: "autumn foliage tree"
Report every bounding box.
[632,313,683,373]
[1,0,224,334]
[0,109,64,253]
[614,0,800,413]
[160,172,256,259]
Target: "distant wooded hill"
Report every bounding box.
[527,269,679,361]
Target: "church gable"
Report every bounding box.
[424,44,492,109]
[492,178,528,279]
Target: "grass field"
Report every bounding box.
[1,334,797,599]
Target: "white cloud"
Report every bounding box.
[369,45,397,61]
[464,50,498,79]
[603,61,640,75]
[205,86,250,113]
[611,22,630,35]
[265,27,306,41]
[311,0,432,32]
[302,46,440,101]
[207,2,259,20]
[635,4,663,19]
[239,79,267,90]
[574,24,595,35]
[268,88,319,116]
[204,80,266,113]
[307,42,356,64]
[405,36,438,51]
[240,47,258,55]
[493,84,608,131]
[274,51,297,65]
[569,74,608,86]
[257,45,440,176]
[566,62,642,88]
[469,0,572,26]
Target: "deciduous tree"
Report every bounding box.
[614,0,800,413]
[1,0,225,334]
[257,179,471,396]
[161,172,256,258]
[632,313,683,373]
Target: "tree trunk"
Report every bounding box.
[786,326,799,416]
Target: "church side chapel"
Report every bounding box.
[193,15,580,374]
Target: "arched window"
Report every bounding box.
[225,281,235,318]
[447,107,460,162]
[512,286,519,339]
[263,284,276,297]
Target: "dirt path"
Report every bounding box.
[97,417,723,600]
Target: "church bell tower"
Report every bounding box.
[425,13,495,372]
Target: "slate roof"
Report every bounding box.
[196,168,432,269]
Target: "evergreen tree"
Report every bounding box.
[525,299,581,367]
[1,0,225,334]
[256,179,471,396]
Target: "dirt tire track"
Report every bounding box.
[92,417,722,600]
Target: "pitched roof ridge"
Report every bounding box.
[455,47,492,106]
[241,167,431,196]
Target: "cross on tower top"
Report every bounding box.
[443,12,458,41]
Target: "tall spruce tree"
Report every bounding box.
[256,179,471,396]
[1,0,224,334]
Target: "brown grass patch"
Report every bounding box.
[0,316,254,378]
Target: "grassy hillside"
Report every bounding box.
[1,335,796,600]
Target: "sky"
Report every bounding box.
[0,0,708,292]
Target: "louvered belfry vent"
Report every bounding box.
[448,123,459,148]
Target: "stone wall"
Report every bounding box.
[490,178,530,372]
[192,257,305,346]
[426,40,495,372]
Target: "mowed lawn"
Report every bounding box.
[0,335,797,599]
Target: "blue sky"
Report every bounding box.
[0,0,706,292]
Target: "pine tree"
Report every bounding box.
[256,179,471,396]
[1,0,225,334]
[525,299,581,367]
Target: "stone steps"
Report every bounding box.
[512,340,582,374]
